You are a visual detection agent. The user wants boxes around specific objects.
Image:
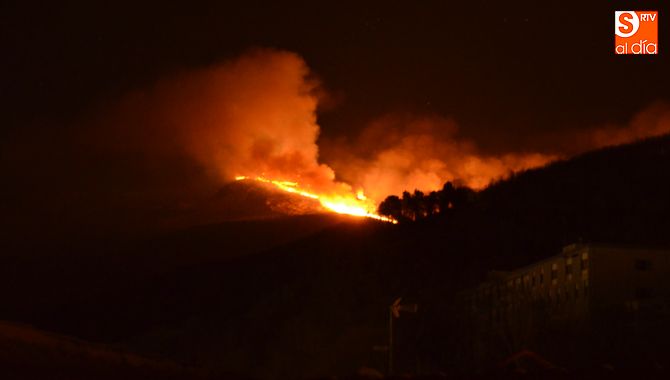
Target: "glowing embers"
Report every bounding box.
[235,176,396,223]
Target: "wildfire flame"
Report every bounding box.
[235,176,397,223]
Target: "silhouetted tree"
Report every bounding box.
[453,186,476,209]
[441,181,456,211]
[377,181,477,223]
[378,195,402,221]
[401,191,415,221]
[413,190,426,219]
[427,191,440,216]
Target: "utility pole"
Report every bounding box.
[388,297,418,376]
[388,304,394,375]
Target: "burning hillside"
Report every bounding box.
[234,175,396,222]
[5,49,670,233]
[78,48,558,223]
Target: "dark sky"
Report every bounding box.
[3,0,668,148]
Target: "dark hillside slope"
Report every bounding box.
[474,134,670,268]
[0,320,210,380]
[2,136,670,378]
[124,135,670,377]
[0,214,344,342]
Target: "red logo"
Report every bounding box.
[615,11,658,54]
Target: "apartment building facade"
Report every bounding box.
[461,244,670,368]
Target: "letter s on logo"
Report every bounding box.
[615,11,639,38]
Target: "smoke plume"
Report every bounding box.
[4,49,670,235]
[558,101,670,155]
[97,49,336,189]
[321,114,556,201]
[321,103,670,201]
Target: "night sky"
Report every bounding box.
[3,1,667,143]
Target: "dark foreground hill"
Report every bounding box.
[118,135,670,378]
[0,320,215,380]
[475,133,670,268]
[0,214,345,341]
[1,135,670,379]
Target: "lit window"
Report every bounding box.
[551,263,558,284]
[565,258,573,280]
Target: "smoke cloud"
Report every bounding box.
[320,102,670,201]
[320,114,557,201]
[4,49,670,236]
[97,49,336,189]
[557,101,670,155]
[3,49,341,235]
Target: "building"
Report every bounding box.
[461,244,670,369]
